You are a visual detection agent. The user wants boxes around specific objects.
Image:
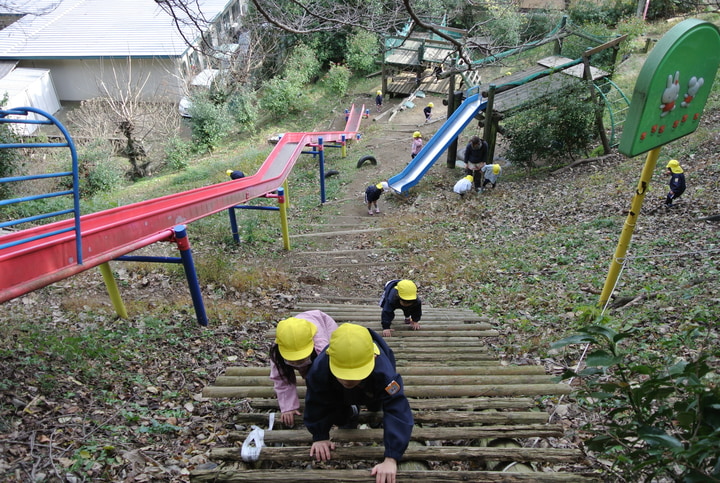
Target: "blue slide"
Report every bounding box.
[388,93,487,194]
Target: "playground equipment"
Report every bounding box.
[0,104,366,324]
[388,90,486,194]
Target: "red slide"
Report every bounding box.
[0,105,365,303]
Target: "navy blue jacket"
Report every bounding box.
[464,140,488,165]
[669,172,686,196]
[380,280,422,330]
[303,329,414,461]
[365,185,383,203]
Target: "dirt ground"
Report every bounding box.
[328,90,482,219]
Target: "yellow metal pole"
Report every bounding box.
[598,147,661,306]
[278,186,291,250]
[341,137,347,158]
[283,180,290,207]
[99,262,129,318]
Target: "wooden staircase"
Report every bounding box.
[191,303,600,482]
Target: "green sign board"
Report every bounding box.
[619,19,720,157]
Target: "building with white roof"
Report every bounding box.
[0,0,246,104]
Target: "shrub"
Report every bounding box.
[568,0,635,27]
[504,84,599,169]
[486,2,523,47]
[187,95,234,152]
[0,117,20,200]
[163,136,193,171]
[72,140,123,198]
[345,29,380,74]
[553,320,720,481]
[322,63,351,97]
[283,43,322,85]
[228,86,258,133]
[259,77,310,118]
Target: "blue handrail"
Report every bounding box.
[0,107,83,264]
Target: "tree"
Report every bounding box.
[66,61,182,179]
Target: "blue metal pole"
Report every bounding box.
[228,206,240,243]
[173,225,208,326]
[318,137,326,204]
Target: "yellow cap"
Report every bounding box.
[413,131,422,138]
[396,279,417,300]
[666,159,683,173]
[226,169,233,175]
[377,90,382,95]
[493,164,501,175]
[275,317,317,361]
[428,102,434,108]
[327,323,379,380]
[465,175,474,182]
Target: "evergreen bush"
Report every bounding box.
[504,84,599,169]
[187,95,234,152]
[283,43,322,85]
[553,315,720,481]
[322,63,351,97]
[345,29,380,74]
[228,86,258,133]
[259,77,310,118]
[0,118,20,200]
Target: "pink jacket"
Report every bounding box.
[411,138,423,156]
[269,310,338,413]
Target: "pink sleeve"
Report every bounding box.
[308,310,339,354]
[269,359,299,413]
[269,310,338,413]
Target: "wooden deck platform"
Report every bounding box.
[386,70,455,97]
[486,55,610,114]
[191,303,600,482]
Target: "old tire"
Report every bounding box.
[357,155,377,168]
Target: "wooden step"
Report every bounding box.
[191,468,601,482]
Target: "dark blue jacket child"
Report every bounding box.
[665,159,686,207]
[304,324,413,464]
[380,279,422,333]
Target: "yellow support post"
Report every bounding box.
[341,136,347,158]
[598,147,661,307]
[278,185,291,250]
[99,262,129,319]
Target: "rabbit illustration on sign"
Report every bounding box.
[660,71,680,117]
[681,76,704,107]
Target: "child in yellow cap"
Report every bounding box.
[453,174,474,197]
[304,323,413,482]
[664,159,686,207]
[365,181,390,215]
[480,160,502,190]
[378,279,422,336]
[423,102,433,122]
[375,90,383,112]
[410,131,423,160]
[269,310,338,426]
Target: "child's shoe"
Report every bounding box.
[368,210,374,215]
[375,208,380,213]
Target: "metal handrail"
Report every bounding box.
[0,107,83,263]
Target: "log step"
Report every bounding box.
[223,366,548,376]
[226,425,567,444]
[190,468,602,482]
[210,445,585,464]
[247,396,538,411]
[212,374,556,387]
[203,383,570,399]
[227,409,550,426]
